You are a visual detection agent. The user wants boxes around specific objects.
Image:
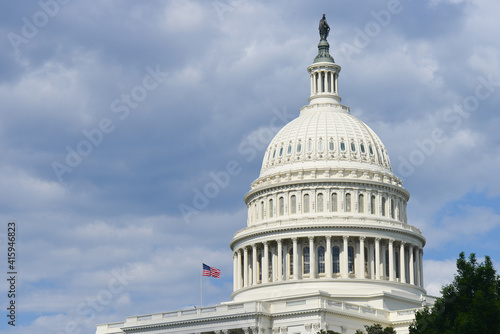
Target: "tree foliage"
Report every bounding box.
[354,324,396,334]
[317,330,340,334]
[409,252,500,334]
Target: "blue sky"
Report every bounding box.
[1,0,500,333]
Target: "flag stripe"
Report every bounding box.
[202,263,221,278]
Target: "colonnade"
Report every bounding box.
[233,235,424,291]
[310,68,338,96]
[249,187,408,225]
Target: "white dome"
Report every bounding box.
[260,102,392,179]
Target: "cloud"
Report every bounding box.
[0,0,499,332]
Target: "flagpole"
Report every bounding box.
[200,261,203,308]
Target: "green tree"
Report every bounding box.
[317,330,340,334]
[354,324,396,334]
[409,252,500,334]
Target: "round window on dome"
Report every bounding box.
[340,142,346,151]
[360,143,366,153]
[351,142,356,152]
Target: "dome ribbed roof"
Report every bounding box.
[260,103,392,179]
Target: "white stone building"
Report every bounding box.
[96,18,434,334]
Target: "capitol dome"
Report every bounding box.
[230,21,426,315]
[260,103,393,179]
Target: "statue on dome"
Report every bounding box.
[319,14,330,41]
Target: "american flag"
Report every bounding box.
[202,263,221,278]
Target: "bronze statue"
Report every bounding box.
[319,14,330,40]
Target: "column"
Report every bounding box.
[419,249,424,288]
[277,239,283,282]
[381,243,387,279]
[389,239,394,281]
[243,247,249,287]
[271,245,275,283]
[409,244,415,285]
[263,242,269,283]
[233,252,238,291]
[334,73,338,94]
[368,240,374,279]
[292,237,299,280]
[330,71,334,94]
[400,242,406,283]
[341,236,349,278]
[326,236,332,278]
[252,244,258,285]
[358,237,365,279]
[415,247,421,287]
[237,250,242,289]
[375,238,380,280]
[310,73,314,96]
[309,236,316,278]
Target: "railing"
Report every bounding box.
[97,299,413,334]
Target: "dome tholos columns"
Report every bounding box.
[230,17,426,309]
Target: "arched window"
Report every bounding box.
[360,143,366,153]
[382,197,386,216]
[348,246,355,274]
[272,149,276,158]
[303,194,310,213]
[269,199,273,218]
[303,247,310,274]
[318,246,325,274]
[279,146,283,157]
[307,139,313,152]
[279,197,284,216]
[287,144,292,154]
[340,141,346,151]
[332,246,340,273]
[329,140,334,151]
[345,193,352,212]
[290,195,296,214]
[359,194,364,213]
[331,193,338,212]
[288,248,293,277]
[369,145,374,155]
[371,195,376,214]
[318,140,324,152]
[351,142,356,152]
[317,193,324,212]
[297,142,302,153]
